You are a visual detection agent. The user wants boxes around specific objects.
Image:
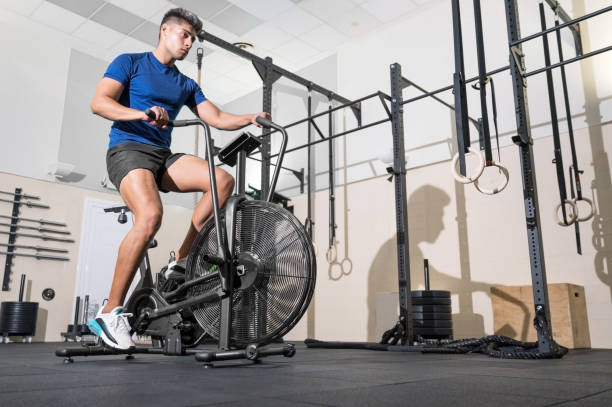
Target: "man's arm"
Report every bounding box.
[91,77,168,127]
[91,78,146,121]
[193,100,269,130]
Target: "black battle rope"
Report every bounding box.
[420,308,568,359]
[540,3,570,225]
[306,311,568,359]
[556,18,584,253]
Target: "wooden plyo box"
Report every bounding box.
[490,283,591,349]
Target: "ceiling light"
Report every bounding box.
[232,42,254,50]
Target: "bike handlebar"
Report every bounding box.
[143,108,287,203]
[255,115,274,128]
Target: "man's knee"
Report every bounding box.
[216,170,235,195]
[136,206,163,238]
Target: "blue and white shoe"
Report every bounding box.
[88,306,135,350]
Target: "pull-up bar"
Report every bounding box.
[197,30,361,123]
[509,4,612,47]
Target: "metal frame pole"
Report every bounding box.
[307,87,314,239]
[199,30,361,122]
[253,57,281,200]
[390,63,413,344]
[504,0,555,353]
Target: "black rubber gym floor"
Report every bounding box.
[1,343,611,407]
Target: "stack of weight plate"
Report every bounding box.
[412,290,452,339]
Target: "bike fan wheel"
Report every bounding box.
[186,200,316,347]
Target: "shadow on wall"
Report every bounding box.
[573,0,612,302]
[366,185,497,341]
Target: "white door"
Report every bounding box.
[74,197,141,322]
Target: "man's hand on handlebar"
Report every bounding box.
[144,106,170,129]
[251,112,271,128]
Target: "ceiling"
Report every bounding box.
[1,0,433,104]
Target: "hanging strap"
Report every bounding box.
[489,77,501,165]
[540,4,570,225]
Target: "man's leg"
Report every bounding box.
[102,168,163,313]
[160,155,235,260]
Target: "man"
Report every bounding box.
[88,8,269,350]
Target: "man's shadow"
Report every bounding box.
[366,185,526,341]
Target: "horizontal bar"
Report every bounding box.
[199,30,355,106]
[525,44,612,77]
[510,5,612,47]
[270,117,391,158]
[401,65,510,106]
[404,79,479,125]
[0,190,39,200]
[279,92,382,134]
[247,155,302,175]
[260,91,382,138]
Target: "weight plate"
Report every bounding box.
[412,312,452,320]
[42,288,55,301]
[411,290,451,298]
[412,297,451,306]
[411,305,451,313]
[413,327,453,336]
[413,319,453,328]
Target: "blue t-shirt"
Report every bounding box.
[103,52,207,149]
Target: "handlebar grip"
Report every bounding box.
[144,108,156,120]
[255,116,274,128]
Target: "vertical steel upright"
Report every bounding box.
[390,63,413,344]
[504,0,555,352]
[306,88,314,239]
[254,56,281,200]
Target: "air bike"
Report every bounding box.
[56,114,316,367]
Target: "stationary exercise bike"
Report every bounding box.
[57,114,316,366]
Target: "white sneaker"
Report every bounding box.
[163,256,187,279]
[88,306,135,350]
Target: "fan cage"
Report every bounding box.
[186,200,316,347]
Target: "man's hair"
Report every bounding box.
[160,8,202,36]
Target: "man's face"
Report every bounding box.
[161,20,196,60]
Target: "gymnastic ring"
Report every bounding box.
[451,147,485,184]
[341,258,353,275]
[554,199,578,226]
[325,245,337,263]
[573,197,595,222]
[473,162,510,195]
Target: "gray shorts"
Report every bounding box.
[106,142,185,193]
